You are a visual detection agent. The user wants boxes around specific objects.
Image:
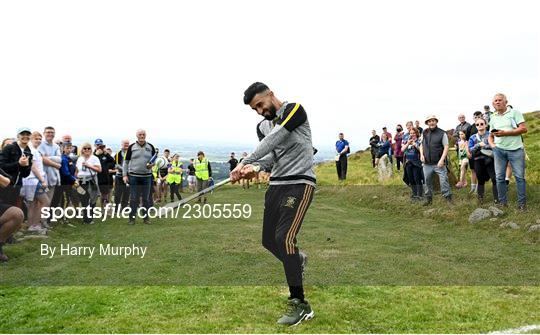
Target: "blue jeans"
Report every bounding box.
[129,176,152,219]
[493,147,526,205]
[423,164,451,199]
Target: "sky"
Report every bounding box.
[1,0,539,154]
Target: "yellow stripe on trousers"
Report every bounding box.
[285,185,313,255]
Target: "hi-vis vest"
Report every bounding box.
[151,164,159,179]
[195,157,209,180]
[166,161,182,184]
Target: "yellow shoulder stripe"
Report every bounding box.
[281,103,300,127]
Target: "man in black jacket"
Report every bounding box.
[93,139,115,207]
[0,127,33,206]
[419,116,451,205]
[369,130,380,168]
[0,167,24,262]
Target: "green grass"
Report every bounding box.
[1,185,539,332]
[1,286,539,333]
[1,111,539,333]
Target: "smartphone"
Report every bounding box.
[491,129,499,133]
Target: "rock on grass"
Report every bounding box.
[469,208,492,224]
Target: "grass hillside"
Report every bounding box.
[1,184,539,332]
[0,112,538,333]
[316,111,540,186]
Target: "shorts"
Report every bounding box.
[376,152,387,159]
[187,175,196,185]
[20,178,41,202]
[0,203,12,217]
[469,158,475,170]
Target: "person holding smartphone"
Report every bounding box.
[488,93,528,210]
[0,127,33,206]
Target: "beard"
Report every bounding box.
[262,105,277,120]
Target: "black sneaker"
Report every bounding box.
[277,298,314,326]
[143,218,152,225]
[299,251,308,280]
[518,204,527,212]
[128,219,135,225]
[422,197,432,206]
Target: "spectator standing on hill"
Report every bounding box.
[61,134,78,158]
[369,130,380,168]
[158,149,171,201]
[123,129,156,225]
[187,158,196,193]
[466,111,484,194]
[1,139,14,151]
[228,152,238,171]
[228,152,239,184]
[76,143,102,224]
[59,141,79,208]
[194,151,212,203]
[415,120,423,135]
[375,133,390,166]
[402,127,423,201]
[335,133,349,180]
[39,127,62,219]
[114,140,130,210]
[93,139,115,207]
[0,128,33,206]
[382,127,393,166]
[239,152,250,189]
[469,119,497,203]
[454,114,471,158]
[394,125,404,171]
[420,115,451,205]
[402,121,414,142]
[483,105,492,125]
[455,130,469,188]
[167,153,183,202]
[21,131,48,234]
[488,93,528,210]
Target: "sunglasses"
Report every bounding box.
[82,147,91,150]
[475,123,485,126]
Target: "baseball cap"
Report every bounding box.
[17,127,31,135]
[94,138,104,146]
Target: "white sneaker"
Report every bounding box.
[27,225,47,235]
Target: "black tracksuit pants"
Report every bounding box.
[335,154,348,180]
[262,184,314,301]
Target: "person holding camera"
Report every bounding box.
[488,93,528,210]
[76,142,102,224]
[402,127,423,201]
[0,127,33,206]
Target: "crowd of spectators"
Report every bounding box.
[0,127,255,262]
[364,93,528,208]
